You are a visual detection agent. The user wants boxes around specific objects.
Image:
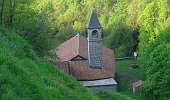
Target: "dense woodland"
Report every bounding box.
[0,0,170,99]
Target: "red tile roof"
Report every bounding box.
[55,34,116,80]
[69,61,115,80]
[56,35,80,61]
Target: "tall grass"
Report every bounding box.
[0,27,96,100]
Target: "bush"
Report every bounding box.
[115,75,132,92]
[92,88,135,100]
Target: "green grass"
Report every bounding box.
[115,59,145,80]
[115,75,132,92]
[115,75,149,100]
[115,59,150,100]
[0,27,97,100]
[92,88,136,100]
[92,88,150,100]
[120,92,150,100]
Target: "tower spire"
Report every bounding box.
[87,10,103,69]
[87,10,102,29]
[76,31,80,36]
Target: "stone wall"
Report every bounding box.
[87,28,103,69]
[88,40,103,68]
[89,85,117,92]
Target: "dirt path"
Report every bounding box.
[117,72,140,83]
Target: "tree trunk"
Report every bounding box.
[8,0,16,30]
[0,0,5,26]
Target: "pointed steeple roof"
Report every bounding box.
[87,10,102,29]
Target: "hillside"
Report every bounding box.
[0,28,137,100]
[0,27,97,100]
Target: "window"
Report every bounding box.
[91,30,99,38]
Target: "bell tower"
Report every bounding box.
[87,10,103,69]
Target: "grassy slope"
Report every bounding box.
[115,59,149,100]
[92,88,137,100]
[0,28,97,100]
[115,59,145,80]
[0,27,137,100]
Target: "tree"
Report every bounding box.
[21,2,57,56]
[127,0,140,52]
[142,27,170,99]
[0,0,5,26]
[104,25,133,57]
[138,0,170,55]
[104,0,134,57]
[0,0,58,57]
[8,0,16,30]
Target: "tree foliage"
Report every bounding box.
[138,1,170,99]
[0,0,144,57]
[138,0,170,55]
[0,0,57,56]
[48,0,135,57]
[142,27,170,99]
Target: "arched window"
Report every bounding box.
[91,30,99,38]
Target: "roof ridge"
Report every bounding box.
[77,33,80,56]
[59,35,77,47]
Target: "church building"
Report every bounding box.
[54,10,117,91]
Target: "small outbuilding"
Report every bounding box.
[79,78,117,91]
[132,80,144,93]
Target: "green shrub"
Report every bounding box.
[92,88,135,100]
[115,75,132,92]
[141,27,170,100]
